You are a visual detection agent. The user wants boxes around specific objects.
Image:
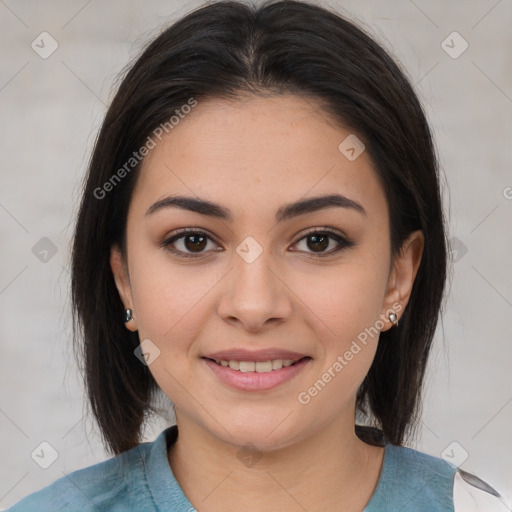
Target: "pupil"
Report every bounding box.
[185,234,207,252]
[308,234,328,252]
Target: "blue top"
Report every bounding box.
[7,425,459,512]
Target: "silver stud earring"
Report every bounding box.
[124,308,133,323]
[389,312,398,327]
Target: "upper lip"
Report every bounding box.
[202,348,310,362]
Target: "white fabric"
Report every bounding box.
[453,471,510,511]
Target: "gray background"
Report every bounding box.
[1,0,511,509]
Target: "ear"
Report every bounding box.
[110,245,138,332]
[380,229,424,331]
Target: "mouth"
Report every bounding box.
[201,355,313,391]
[203,356,311,372]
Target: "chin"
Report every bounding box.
[207,414,307,453]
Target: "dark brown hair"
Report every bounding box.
[71,0,449,455]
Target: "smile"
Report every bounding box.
[209,358,304,372]
[202,356,312,391]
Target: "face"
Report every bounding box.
[111,94,423,451]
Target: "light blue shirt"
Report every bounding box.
[7,425,460,511]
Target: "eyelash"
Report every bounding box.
[160,227,354,259]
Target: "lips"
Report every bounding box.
[202,356,312,391]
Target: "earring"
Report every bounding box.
[124,308,133,323]
[389,312,399,327]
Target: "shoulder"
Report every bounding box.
[385,444,457,510]
[6,439,156,512]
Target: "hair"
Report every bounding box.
[71,0,449,455]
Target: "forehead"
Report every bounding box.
[131,94,387,223]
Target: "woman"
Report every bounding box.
[7,1,506,510]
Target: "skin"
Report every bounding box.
[110,94,424,511]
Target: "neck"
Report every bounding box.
[167,409,385,512]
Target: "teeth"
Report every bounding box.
[212,358,303,372]
[239,361,255,372]
[255,361,273,373]
[272,360,283,370]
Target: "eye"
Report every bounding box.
[160,227,354,259]
[160,228,220,259]
[292,227,354,257]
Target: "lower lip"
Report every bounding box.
[202,357,311,391]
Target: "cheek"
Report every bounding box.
[127,251,213,408]
[292,270,383,413]
[128,241,217,342]
[288,262,385,398]
[291,261,386,343]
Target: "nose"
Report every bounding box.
[217,249,293,333]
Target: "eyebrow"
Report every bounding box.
[145,193,367,222]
